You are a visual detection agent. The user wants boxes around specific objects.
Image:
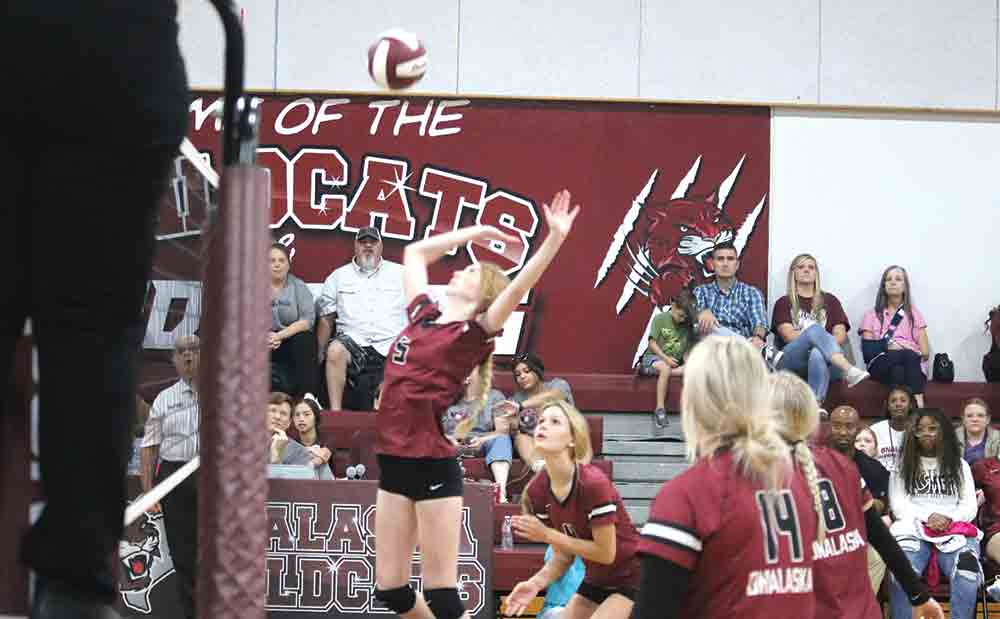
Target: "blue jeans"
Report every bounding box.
[776,324,844,402]
[481,434,513,466]
[889,537,981,619]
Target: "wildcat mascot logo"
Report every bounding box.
[594,155,766,364]
[118,511,175,613]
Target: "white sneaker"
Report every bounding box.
[761,345,784,371]
[845,367,870,388]
[987,575,1000,602]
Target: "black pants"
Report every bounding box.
[869,349,927,395]
[158,460,198,619]
[271,331,315,396]
[0,0,187,600]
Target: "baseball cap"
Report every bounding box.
[356,226,381,242]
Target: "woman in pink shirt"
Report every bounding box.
[859,266,931,407]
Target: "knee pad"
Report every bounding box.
[374,585,416,614]
[424,587,464,619]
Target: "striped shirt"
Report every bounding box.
[693,279,767,338]
[141,379,199,462]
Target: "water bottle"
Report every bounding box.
[501,515,514,550]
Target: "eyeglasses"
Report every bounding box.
[176,345,200,353]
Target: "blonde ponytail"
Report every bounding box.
[793,441,827,542]
[770,371,825,543]
[454,357,493,439]
[680,336,790,491]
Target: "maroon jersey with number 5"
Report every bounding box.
[524,464,641,589]
[638,451,818,618]
[376,293,495,459]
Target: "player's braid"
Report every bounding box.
[454,357,493,439]
[793,441,827,542]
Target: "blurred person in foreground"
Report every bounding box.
[0,1,188,616]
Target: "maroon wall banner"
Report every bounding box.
[117,479,494,618]
[144,95,769,392]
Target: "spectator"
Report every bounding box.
[501,353,574,466]
[860,265,930,408]
[266,395,333,480]
[956,398,998,466]
[291,395,333,470]
[140,335,201,619]
[537,545,585,619]
[442,368,513,502]
[972,438,1000,600]
[317,227,406,410]
[888,408,980,619]
[268,391,294,431]
[270,242,316,396]
[855,426,879,459]
[828,405,891,592]
[637,290,695,431]
[770,254,869,406]
[692,244,772,360]
[868,385,918,473]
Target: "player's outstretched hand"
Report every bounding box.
[503,580,541,617]
[542,189,580,241]
[912,598,944,619]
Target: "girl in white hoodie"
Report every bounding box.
[888,407,981,619]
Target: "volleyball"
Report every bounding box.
[367,28,427,90]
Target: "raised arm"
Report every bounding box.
[479,190,579,334]
[401,226,518,306]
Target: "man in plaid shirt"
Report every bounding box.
[693,243,769,348]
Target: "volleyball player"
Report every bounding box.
[373,190,579,619]
[505,400,640,618]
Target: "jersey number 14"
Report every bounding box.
[755,479,846,564]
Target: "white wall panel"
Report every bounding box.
[179,0,276,90]
[821,0,996,109]
[458,0,640,98]
[641,0,820,104]
[275,0,459,93]
[770,108,1000,381]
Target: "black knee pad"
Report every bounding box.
[957,551,979,573]
[374,585,416,614]
[424,587,464,619]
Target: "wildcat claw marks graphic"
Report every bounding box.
[595,156,767,365]
[118,511,175,614]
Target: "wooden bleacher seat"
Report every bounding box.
[493,373,999,417]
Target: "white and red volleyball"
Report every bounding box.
[367,28,428,90]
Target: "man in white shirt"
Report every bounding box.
[317,227,406,409]
[140,334,200,619]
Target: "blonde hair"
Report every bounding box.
[520,400,594,515]
[680,336,790,491]
[770,371,825,542]
[786,253,827,330]
[454,262,511,438]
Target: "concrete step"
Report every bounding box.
[609,459,689,482]
[591,412,681,438]
[616,481,665,500]
[602,440,686,457]
[625,501,651,526]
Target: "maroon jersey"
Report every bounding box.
[376,294,494,459]
[972,457,1000,539]
[524,463,640,589]
[639,451,817,618]
[808,446,879,619]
